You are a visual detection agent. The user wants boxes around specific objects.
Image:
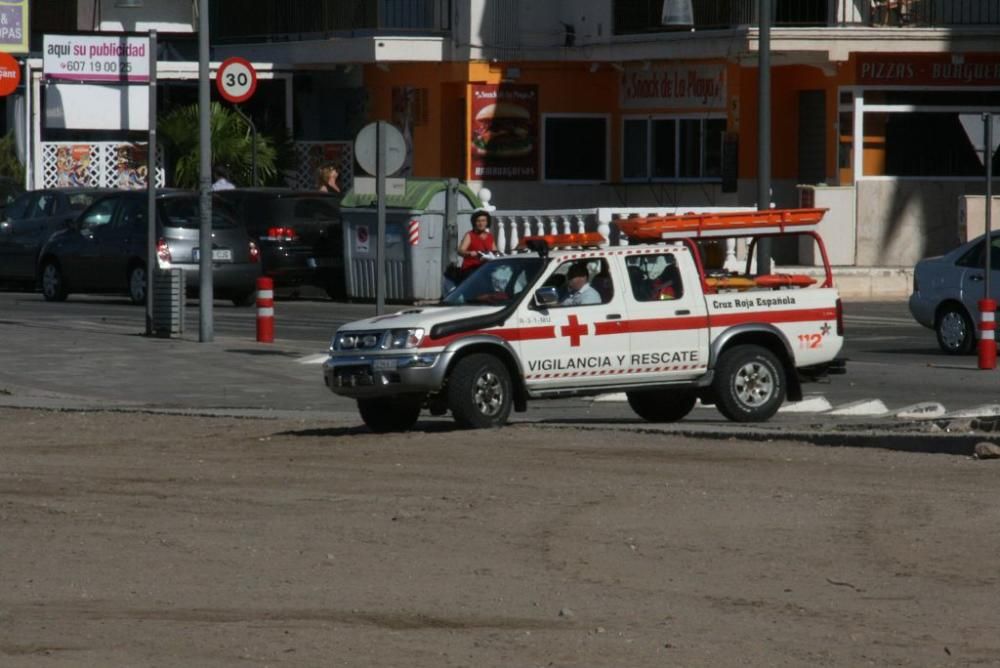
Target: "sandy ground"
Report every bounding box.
[2,408,1000,667]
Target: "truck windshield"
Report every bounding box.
[443,257,547,307]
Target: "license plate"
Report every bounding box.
[192,248,232,262]
[372,358,398,371]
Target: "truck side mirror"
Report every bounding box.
[534,286,559,307]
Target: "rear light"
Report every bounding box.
[249,240,260,263]
[835,298,844,336]
[263,226,298,242]
[156,238,171,264]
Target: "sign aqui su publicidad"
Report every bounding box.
[43,34,150,83]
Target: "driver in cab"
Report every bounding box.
[560,262,601,306]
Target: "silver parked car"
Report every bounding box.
[37,191,261,305]
[909,232,1000,354]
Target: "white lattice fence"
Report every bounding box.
[41,142,166,190]
[292,141,353,191]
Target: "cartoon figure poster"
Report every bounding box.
[115,144,149,188]
[54,144,93,187]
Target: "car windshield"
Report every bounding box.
[442,256,547,307]
[67,192,99,211]
[161,196,239,229]
[264,197,339,222]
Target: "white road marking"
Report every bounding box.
[942,404,1000,419]
[828,399,889,416]
[892,402,947,420]
[779,396,833,413]
[844,315,917,326]
[592,392,627,402]
[298,353,329,365]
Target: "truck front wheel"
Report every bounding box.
[712,344,786,422]
[447,354,512,429]
[357,396,422,433]
[626,390,696,422]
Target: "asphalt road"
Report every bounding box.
[0,287,996,420]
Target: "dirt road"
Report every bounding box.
[2,408,999,667]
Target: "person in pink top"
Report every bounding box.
[458,210,497,282]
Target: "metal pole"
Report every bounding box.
[376,121,387,315]
[145,30,157,336]
[986,113,993,297]
[198,0,213,341]
[233,105,258,186]
[755,0,772,275]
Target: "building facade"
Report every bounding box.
[22,1,1000,267]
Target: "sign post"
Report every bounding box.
[980,113,996,370]
[354,121,406,315]
[145,30,157,336]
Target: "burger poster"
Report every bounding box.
[468,84,538,180]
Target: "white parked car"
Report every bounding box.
[909,232,1000,354]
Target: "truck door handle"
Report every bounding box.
[675,309,691,315]
[970,274,984,282]
[606,313,621,320]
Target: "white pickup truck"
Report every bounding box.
[323,210,846,431]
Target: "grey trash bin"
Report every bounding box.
[153,268,185,337]
[340,179,482,302]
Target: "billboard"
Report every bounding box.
[43,34,151,83]
[468,84,538,181]
[0,1,27,54]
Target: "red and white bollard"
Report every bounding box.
[256,277,274,343]
[978,298,996,370]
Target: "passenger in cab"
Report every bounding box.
[560,262,601,306]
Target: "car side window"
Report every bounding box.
[79,198,118,230]
[6,193,34,220]
[546,258,613,307]
[33,194,58,218]
[626,253,684,301]
[957,237,1000,269]
[115,200,147,232]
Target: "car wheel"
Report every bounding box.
[626,390,697,423]
[325,278,346,301]
[447,353,512,429]
[712,344,786,423]
[40,261,68,302]
[936,305,975,355]
[357,396,422,433]
[128,264,146,305]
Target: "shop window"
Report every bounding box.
[624,117,725,181]
[543,116,608,181]
[884,113,1000,177]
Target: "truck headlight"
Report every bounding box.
[388,328,425,349]
[333,331,359,351]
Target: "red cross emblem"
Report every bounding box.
[560,315,588,347]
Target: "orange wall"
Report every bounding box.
[738,64,842,182]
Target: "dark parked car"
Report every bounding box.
[37,191,261,305]
[0,188,110,285]
[216,188,344,297]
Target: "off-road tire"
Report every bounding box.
[357,396,422,433]
[40,260,68,302]
[626,390,697,423]
[447,354,512,429]
[935,304,975,355]
[712,344,786,423]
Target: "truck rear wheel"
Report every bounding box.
[712,344,786,423]
[357,396,422,433]
[447,354,512,429]
[626,390,696,422]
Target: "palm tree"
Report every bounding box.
[159,102,279,188]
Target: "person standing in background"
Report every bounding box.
[317,164,341,194]
[458,210,496,282]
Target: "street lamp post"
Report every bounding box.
[198,0,213,342]
[756,0,772,275]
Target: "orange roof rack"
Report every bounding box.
[615,208,828,241]
[516,232,606,250]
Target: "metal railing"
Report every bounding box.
[211,0,451,43]
[614,0,1000,32]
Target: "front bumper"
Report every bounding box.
[323,350,454,398]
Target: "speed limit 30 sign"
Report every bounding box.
[216,57,257,104]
